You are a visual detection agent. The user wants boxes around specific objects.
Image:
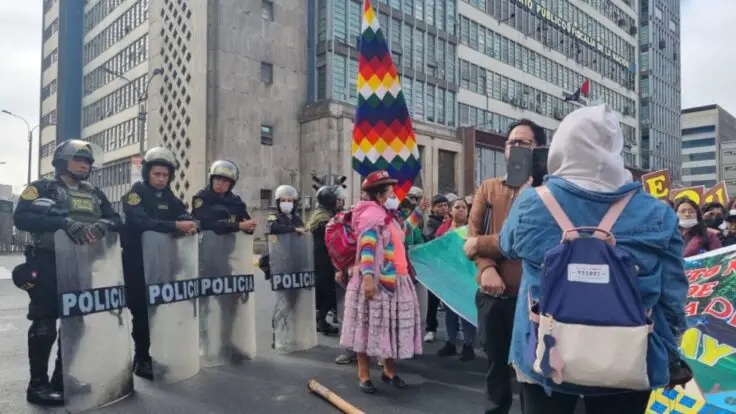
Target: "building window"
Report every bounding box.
[682,166,717,176]
[668,19,676,32]
[681,138,716,149]
[260,125,273,145]
[437,149,457,194]
[260,62,273,84]
[260,189,273,209]
[261,0,274,21]
[654,7,663,20]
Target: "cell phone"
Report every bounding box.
[532,147,549,187]
[506,147,533,188]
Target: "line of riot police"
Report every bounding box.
[11,141,322,411]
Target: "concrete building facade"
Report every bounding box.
[681,105,736,196]
[638,0,681,179]
[456,0,640,179]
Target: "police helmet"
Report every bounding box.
[274,185,298,201]
[408,186,423,200]
[141,147,177,184]
[52,139,97,180]
[208,160,239,186]
[316,186,339,210]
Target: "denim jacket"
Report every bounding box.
[499,176,688,394]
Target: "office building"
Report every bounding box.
[302,0,464,197]
[681,105,736,195]
[38,0,84,178]
[456,0,640,187]
[638,0,682,179]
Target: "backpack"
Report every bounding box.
[529,186,651,390]
[325,210,357,270]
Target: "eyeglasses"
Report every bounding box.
[506,139,534,148]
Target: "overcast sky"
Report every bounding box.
[0,0,734,190]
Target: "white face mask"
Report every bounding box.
[679,218,698,229]
[383,197,400,211]
[280,201,294,214]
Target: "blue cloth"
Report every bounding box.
[499,176,688,395]
[445,307,476,346]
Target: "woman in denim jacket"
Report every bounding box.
[499,105,688,414]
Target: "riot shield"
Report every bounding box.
[198,231,256,367]
[55,230,133,412]
[268,233,317,353]
[142,232,200,383]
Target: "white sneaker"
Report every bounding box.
[377,359,384,367]
[424,331,436,342]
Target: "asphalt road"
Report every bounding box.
[0,254,524,414]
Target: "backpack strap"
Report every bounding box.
[536,186,578,239]
[597,191,636,233]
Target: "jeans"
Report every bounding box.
[425,291,440,332]
[445,308,476,346]
[520,383,651,414]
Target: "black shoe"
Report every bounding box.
[437,341,457,357]
[459,344,476,361]
[26,379,64,407]
[133,357,154,380]
[380,373,408,389]
[317,321,339,336]
[359,379,377,394]
[50,371,91,395]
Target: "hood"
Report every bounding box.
[351,201,387,234]
[548,104,632,192]
[306,207,331,231]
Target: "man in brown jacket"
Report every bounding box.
[464,119,547,414]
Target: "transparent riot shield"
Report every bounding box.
[142,232,200,383]
[268,233,317,353]
[198,231,256,367]
[55,230,133,412]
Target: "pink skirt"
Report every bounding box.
[339,273,423,360]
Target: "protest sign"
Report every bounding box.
[642,169,672,200]
[672,186,706,206]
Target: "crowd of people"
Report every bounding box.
[11,103,727,413]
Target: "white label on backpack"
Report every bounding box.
[567,264,610,284]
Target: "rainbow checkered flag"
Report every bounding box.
[352,0,421,201]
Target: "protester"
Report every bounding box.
[498,105,688,413]
[422,194,449,342]
[435,198,476,361]
[675,198,721,257]
[464,118,547,414]
[722,209,736,246]
[340,170,425,394]
[702,201,728,242]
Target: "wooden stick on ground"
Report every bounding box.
[307,379,366,414]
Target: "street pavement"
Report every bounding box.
[0,254,525,414]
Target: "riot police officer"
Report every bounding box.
[259,185,305,280]
[192,160,256,234]
[121,146,197,380]
[306,185,341,335]
[13,139,121,406]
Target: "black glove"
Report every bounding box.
[667,359,693,389]
[89,219,115,240]
[62,218,89,244]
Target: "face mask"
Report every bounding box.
[280,202,294,214]
[384,197,400,211]
[679,218,698,229]
[704,216,724,230]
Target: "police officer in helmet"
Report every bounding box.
[14,139,122,406]
[192,160,256,234]
[306,185,341,335]
[121,146,197,380]
[259,185,305,280]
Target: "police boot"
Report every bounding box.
[27,319,64,406]
[133,355,154,380]
[51,357,91,395]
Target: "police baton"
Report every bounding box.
[307,379,365,414]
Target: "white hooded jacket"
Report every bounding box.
[547,104,633,192]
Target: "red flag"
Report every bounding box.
[581,79,590,97]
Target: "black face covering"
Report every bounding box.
[704,215,724,229]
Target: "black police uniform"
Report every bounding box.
[260,210,305,280]
[13,178,121,399]
[121,181,191,372]
[191,187,252,234]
